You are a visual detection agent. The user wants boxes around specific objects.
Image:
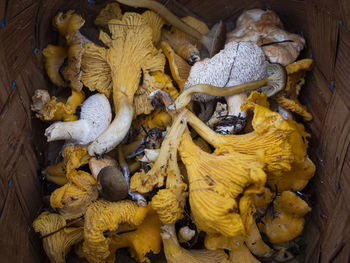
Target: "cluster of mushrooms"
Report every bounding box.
[31,1,315,263]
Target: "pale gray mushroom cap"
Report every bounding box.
[184,41,268,102]
[79,93,112,143]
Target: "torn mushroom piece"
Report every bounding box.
[45,93,111,145]
[161,224,229,263]
[134,71,177,116]
[31,89,85,122]
[32,211,83,263]
[43,145,90,186]
[176,41,275,134]
[94,2,122,29]
[138,149,160,163]
[161,15,210,64]
[86,13,165,156]
[226,9,305,66]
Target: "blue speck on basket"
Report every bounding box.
[11,81,16,89]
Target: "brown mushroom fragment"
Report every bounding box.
[89,155,118,180]
[94,2,122,29]
[31,89,85,122]
[97,166,129,202]
[227,9,305,66]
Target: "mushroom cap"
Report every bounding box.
[81,43,112,97]
[50,170,98,219]
[184,41,268,102]
[108,209,162,263]
[259,63,286,97]
[226,9,305,66]
[79,93,112,143]
[142,10,166,44]
[82,199,149,261]
[97,166,129,202]
[94,2,122,29]
[89,155,118,180]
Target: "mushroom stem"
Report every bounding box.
[118,147,147,207]
[168,79,269,112]
[88,94,133,156]
[45,120,89,142]
[186,110,224,148]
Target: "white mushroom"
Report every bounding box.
[45,93,111,145]
[184,41,268,133]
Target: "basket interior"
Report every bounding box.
[0,0,349,262]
